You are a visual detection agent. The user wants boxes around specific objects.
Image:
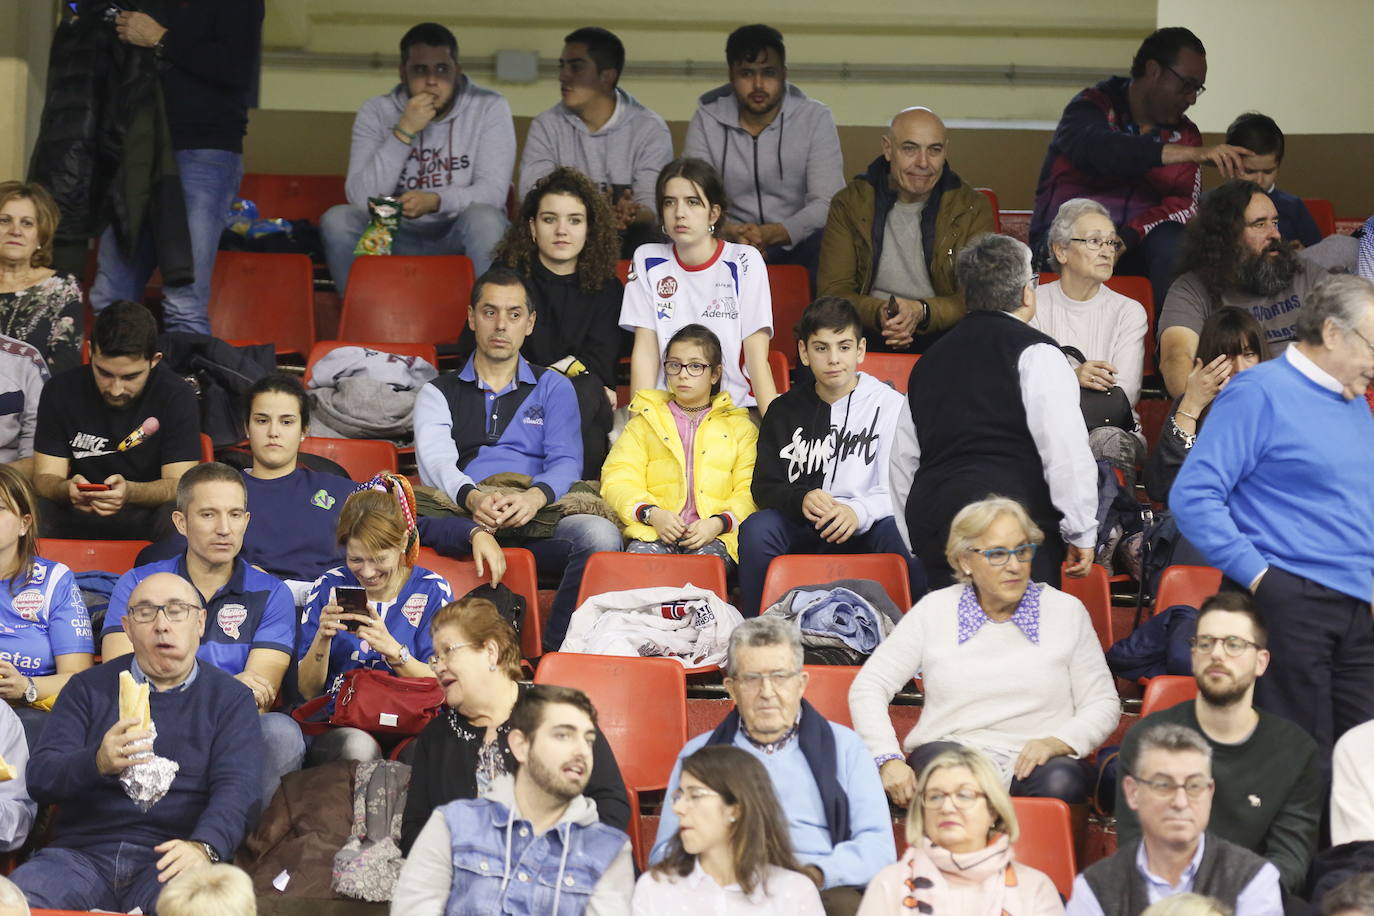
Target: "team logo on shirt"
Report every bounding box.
[523,404,545,426]
[311,489,336,510]
[401,594,428,627]
[12,589,44,622]
[656,277,678,298]
[656,300,674,321]
[218,603,248,639]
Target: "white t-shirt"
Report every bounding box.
[620,240,773,407]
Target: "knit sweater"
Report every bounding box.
[1031,279,1148,406]
[28,656,262,859]
[848,584,1119,773]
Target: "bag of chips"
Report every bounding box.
[353,197,401,256]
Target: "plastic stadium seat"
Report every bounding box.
[1303,198,1336,238]
[768,349,790,394]
[1137,397,1172,456]
[208,251,316,357]
[1140,674,1199,719]
[304,340,438,385]
[1153,565,1223,617]
[1058,562,1114,652]
[802,664,861,729]
[417,546,542,661]
[1104,275,1156,368]
[862,352,919,393]
[237,173,346,223]
[623,784,645,870]
[760,553,913,613]
[576,552,729,606]
[975,187,1003,233]
[39,539,151,574]
[1010,796,1076,899]
[616,259,631,285]
[767,264,811,367]
[338,255,474,343]
[300,436,399,479]
[199,433,215,463]
[534,653,688,793]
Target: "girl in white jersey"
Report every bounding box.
[620,158,777,414]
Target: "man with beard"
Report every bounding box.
[1159,179,1327,397]
[392,684,634,914]
[1114,592,1320,897]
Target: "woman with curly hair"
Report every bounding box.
[481,166,625,476]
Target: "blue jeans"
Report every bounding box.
[320,202,507,296]
[261,711,306,806]
[12,841,165,914]
[528,514,624,654]
[737,510,927,617]
[91,148,244,333]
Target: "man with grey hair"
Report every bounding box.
[649,617,894,915]
[1172,273,1374,767]
[890,232,1098,588]
[817,106,994,353]
[1068,723,1282,915]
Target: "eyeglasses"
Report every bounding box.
[1026,272,1040,288]
[427,642,475,670]
[1349,327,1374,359]
[966,543,1037,566]
[671,786,722,805]
[127,600,202,623]
[664,359,714,377]
[921,787,985,810]
[730,670,802,693]
[1132,775,1213,799]
[1163,63,1206,96]
[1189,634,1261,657]
[1070,237,1125,252]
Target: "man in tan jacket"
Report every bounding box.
[817,107,993,352]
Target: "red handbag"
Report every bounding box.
[292,668,445,738]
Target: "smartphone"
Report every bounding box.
[885,295,899,320]
[335,587,368,632]
[76,482,111,492]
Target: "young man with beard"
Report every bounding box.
[392,684,634,915]
[1158,179,1328,397]
[1114,592,1320,897]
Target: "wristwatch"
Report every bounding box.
[394,645,412,668]
[195,841,221,864]
[637,505,656,524]
[22,678,36,704]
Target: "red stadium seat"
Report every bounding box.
[534,653,688,793]
[40,539,150,574]
[417,547,542,660]
[1140,674,1198,719]
[616,259,631,285]
[236,173,346,223]
[208,251,316,357]
[767,264,811,367]
[862,352,919,393]
[338,255,474,344]
[300,436,399,479]
[1137,397,1172,456]
[1059,562,1114,652]
[303,341,438,385]
[801,665,862,729]
[768,349,790,394]
[1153,565,1223,616]
[1011,797,1076,899]
[576,552,729,605]
[199,433,215,464]
[623,784,645,870]
[975,187,1003,233]
[1303,198,1336,238]
[760,553,913,613]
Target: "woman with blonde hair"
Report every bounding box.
[0,180,82,371]
[858,745,1063,915]
[1140,894,1232,916]
[156,864,257,916]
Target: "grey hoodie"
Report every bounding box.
[518,87,673,210]
[683,82,845,249]
[344,78,515,224]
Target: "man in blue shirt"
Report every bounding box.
[1172,274,1374,769]
[415,266,622,652]
[99,461,303,805]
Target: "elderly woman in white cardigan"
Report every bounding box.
[849,496,1118,807]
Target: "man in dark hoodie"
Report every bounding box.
[739,297,926,617]
[683,24,845,285]
[817,107,994,354]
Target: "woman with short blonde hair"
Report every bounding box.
[0,180,83,371]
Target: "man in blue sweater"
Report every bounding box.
[1172,274,1374,769]
[12,572,262,914]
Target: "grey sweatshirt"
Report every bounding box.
[683,82,845,249]
[518,87,673,210]
[344,78,516,224]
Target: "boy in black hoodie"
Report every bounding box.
[739,297,926,615]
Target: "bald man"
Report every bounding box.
[11,572,262,915]
[817,106,994,354]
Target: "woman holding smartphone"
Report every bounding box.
[297,473,454,763]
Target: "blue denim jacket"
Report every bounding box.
[441,795,627,915]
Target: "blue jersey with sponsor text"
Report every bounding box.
[0,557,93,676]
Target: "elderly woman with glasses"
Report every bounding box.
[850,496,1119,807]
[1033,197,1150,474]
[399,596,630,854]
[857,745,1063,915]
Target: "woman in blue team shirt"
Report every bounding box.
[0,466,93,749]
[297,473,453,763]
